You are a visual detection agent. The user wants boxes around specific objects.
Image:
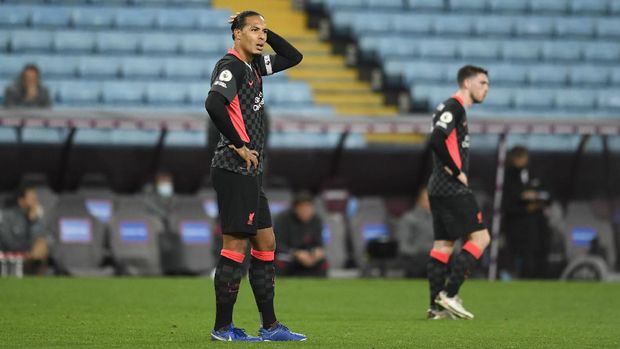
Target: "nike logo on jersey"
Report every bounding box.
[248,80,254,86]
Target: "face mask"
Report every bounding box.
[157,182,173,197]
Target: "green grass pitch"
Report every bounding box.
[1,278,619,348]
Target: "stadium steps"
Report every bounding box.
[212,0,397,117]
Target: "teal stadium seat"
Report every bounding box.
[569,0,608,15]
[569,66,610,87]
[30,6,72,28]
[10,30,53,52]
[448,0,487,13]
[529,0,568,14]
[121,57,164,79]
[78,56,121,78]
[58,81,102,105]
[0,5,31,27]
[489,0,528,13]
[96,31,139,53]
[53,31,96,53]
[71,7,116,28]
[101,81,145,105]
[146,83,188,105]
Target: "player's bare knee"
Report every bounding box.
[223,236,249,253]
[471,230,491,250]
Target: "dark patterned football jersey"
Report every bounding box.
[209,48,276,176]
[428,95,473,197]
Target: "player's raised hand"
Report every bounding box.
[228,12,240,24]
[228,144,259,170]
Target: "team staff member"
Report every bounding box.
[205,11,306,341]
[426,65,491,320]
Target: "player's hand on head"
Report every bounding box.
[228,12,240,24]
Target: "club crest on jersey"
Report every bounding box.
[218,70,233,82]
[439,112,453,123]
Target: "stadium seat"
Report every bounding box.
[101,81,145,104]
[610,1,620,14]
[569,0,609,14]
[323,0,366,11]
[0,55,32,78]
[555,89,596,110]
[486,63,527,85]
[53,31,95,53]
[140,33,179,54]
[483,86,513,108]
[196,9,232,30]
[367,0,403,10]
[597,90,620,111]
[407,0,445,12]
[146,83,188,105]
[554,17,595,38]
[96,32,139,53]
[611,67,620,86]
[513,89,555,109]
[30,6,72,28]
[179,34,228,55]
[164,58,209,80]
[433,15,473,36]
[37,55,79,78]
[71,7,116,28]
[596,18,620,39]
[187,83,209,104]
[488,0,529,13]
[514,16,555,37]
[121,57,163,79]
[109,198,164,276]
[349,197,389,274]
[156,9,198,30]
[58,81,101,105]
[0,31,9,52]
[0,5,31,27]
[10,30,53,52]
[501,41,540,61]
[78,56,121,78]
[399,61,446,84]
[541,41,581,61]
[321,212,347,270]
[265,82,312,105]
[114,8,159,29]
[583,42,620,62]
[569,66,610,86]
[529,0,568,14]
[474,16,514,36]
[448,0,487,13]
[418,40,457,59]
[393,14,433,34]
[352,13,393,35]
[49,194,110,276]
[527,65,568,86]
[459,39,500,60]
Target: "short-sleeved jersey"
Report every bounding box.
[428,96,473,197]
[209,48,276,176]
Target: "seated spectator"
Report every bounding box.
[395,188,434,278]
[143,170,175,223]
[3,64,52,108]
[274,191,327,277]
[0,184,49,274]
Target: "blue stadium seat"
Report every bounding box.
[156,9,197,30]
[196,9,232,30]
[486,63,527,85]
[37,55,79,78]
[514,16,555,37]
[96,32,139,53]
[418,40,457,59]
[489,0,528,13]
[78,56,120,78]
[433,15,473,36]
[513,89,555,109]
[407,0,445,12]
[375,38,418,60]
[179,34,228,55]
[596,18,620,39]
[101,81,145,105]
[30,6,72,28]
[140,33,179,54]
[399,61,447,84]
[569,66,610,86]
[0,31,9,52]
[164,58,209,80]
[483,86,513,108]
[529,0,568,14]
[265,82,313,105]
[611,1,620,15]
[10,30,53,52]
[115,9,159,29]
[53,31,95,53]
[323,0,366,11]
[541,41,581,61]
[501,41,540,61]
[597,90,620,111]
[555,17,595,38]
[569,0,608,14]
[0,55,35,78]
[474,16,514,36]
[612,67,620,86]
[0,5,31,27]
[448,0,487,12]
[121,58,163,79]
[555,89,596,110]
[527,65,568,86]
[57,81,101,105]
[146,83,188,105]
[393,14,433,34]
[583,42,620,62]
[352,13,393,35]
[367,0,403,10]
[72,7,116,28]
[187,83,209,104]
[459,39,499,60]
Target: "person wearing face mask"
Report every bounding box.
[143,171,176,224]
[0,184,49,275]
[3,64,52,108]
[501,146,552,279]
